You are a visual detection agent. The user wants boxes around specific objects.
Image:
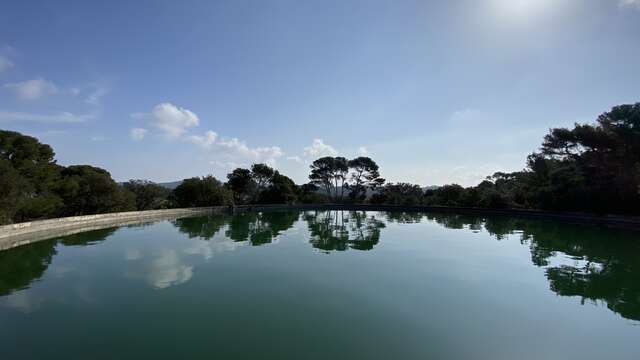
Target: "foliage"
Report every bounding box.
[309,156,384,202]
[56,165,136,216]
[225,164,299,205]
[298,183,329,204]
[171,176,233,207]
[226,168,255,204]
[370,183,424,205]
[309,156,349,201]
[347,156,385,202]
[122,179,171,210]
[256,171,298,204]
[0,130,135,224]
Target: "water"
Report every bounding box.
[1,210,639,359]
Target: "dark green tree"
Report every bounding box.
[298,183,329,204]
[122,179,171,210]
[371,183,424,205]
[347,156,385,202]
[257,171,298,204]
[171,175,233,207]
[57,165,136,216]
[226,168,256,204]
[251,163,275,191]
[0,130,65,222]
[309,156,349,202]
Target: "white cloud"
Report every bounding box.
[133,102,284,168]
[620,0,640,9]
[189,130,284,165]
[210,160,242,169]
[0,56,13,73]
[0,110,93,123]
[357,146,369,156]
[125,248,143,261]
[85,87,109,105]
[286,155,303,163]
[217,137,284,164]
[90,136,105,142]
[130,127,147,141]
[188,130,218,148]
[4,78,59,100]
[147,250,193,289]
[303,138,338,157]
[132,102,199,138]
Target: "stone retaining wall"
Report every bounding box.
[0,207,228,251]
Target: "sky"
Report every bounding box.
[1,0,639,186]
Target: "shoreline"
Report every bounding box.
[1,204,639,251]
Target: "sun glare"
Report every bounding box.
[492,0,554,20]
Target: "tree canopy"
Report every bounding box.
[309,156,384,202]
[2,102,639,224]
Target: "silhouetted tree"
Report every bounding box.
[226,168,256,204]
[309,156,349,202]
[257,171,298,204]
[251,163,275,191]
[347,156,385,202]
[371,183,423,205]
[298,183,329,204]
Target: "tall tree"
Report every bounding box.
[226,168,256,204]
[257,171,298,204]
[309,156,349,202]
[251,163,275,190]
[347,157,385,202]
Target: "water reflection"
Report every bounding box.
[304,210,385,251]
[224,211,299,245]
[0,211,639,321]
[423,213,640,322]
[0,228,116,297]
[0,241,56,297]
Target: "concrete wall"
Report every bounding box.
[2,204,639,251]
[0,207,228,251]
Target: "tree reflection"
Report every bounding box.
[303,210,385,252]
[225,211,299,245]
[427,213,640,321]
[2,211,639,322]
[173,212,299,246]
[0,228,116,296]
[173,215,228,240]
[385,211,424,224]
[0,240,57,296]
[58,227,117,246]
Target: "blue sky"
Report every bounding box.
[1,0,639,186]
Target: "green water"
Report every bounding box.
[1,210,639,359]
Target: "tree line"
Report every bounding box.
[1,102,638,224]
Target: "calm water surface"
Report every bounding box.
[1,210,639,359]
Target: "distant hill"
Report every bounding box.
[158,181,182,190]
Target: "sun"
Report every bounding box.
[491,0,553,19]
